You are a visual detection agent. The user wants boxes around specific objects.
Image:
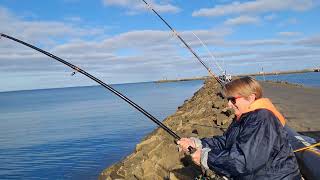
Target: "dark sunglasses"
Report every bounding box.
[226,96,242,104]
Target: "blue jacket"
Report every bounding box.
[200,108,301,179]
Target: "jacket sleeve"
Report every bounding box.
[201,135,226,151]
[201,121,235,150]
[203,110,280,177]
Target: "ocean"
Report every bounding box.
[0,80,204,179]
[255,72,320,88]
[0,72,319,179]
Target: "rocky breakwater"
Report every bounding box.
[99,78,234,180]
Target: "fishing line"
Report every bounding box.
[191,32,224,75]
[191,32,231,83]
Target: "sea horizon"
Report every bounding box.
[2,71,320,93]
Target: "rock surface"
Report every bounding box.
[99,78,233,180]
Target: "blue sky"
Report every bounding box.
[0,0,319,91]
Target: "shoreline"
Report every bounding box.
[154,76,206,83]
[238,68,319,77]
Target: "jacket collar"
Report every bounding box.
[238,98,286,126]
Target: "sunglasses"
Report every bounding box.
[226,96,242,104]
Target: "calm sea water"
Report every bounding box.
[255,72,320,88]
[0,72,319,180]
[0,80,204,180]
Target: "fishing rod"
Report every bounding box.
[141,0,225,86]
[0,33,195,153]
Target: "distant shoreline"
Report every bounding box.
[238,68,319,77]
[154,76,206,83]
[154,68,319,83]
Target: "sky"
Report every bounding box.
[0,0,319,92]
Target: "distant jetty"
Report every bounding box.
[155,68,319,83]
[154,76,206,83]
[239,68,319,77]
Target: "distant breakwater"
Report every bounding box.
[154,68,319,83]
[239,68,319,77]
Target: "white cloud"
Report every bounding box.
[224,15,260,26]
[218,47,320,75]
[1,28,231,63]
[0,16,231,85]
[2,30,319,91]
[264,13,277,21]
[64,16,82,22]
[102,0,180,14]
[0,6,105,45]
[228,39,286,46]
[0,3,319,91]
[166,28,233,48]
[258,48,320,58]
[52,28,232,54]
[278,18,298,27]
[294,35,320,47]
[192,0,315,17]
[278,31,302,37]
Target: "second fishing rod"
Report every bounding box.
[141,0,225,86]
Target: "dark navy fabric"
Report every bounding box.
[201,109,301,180]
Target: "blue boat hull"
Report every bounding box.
[285,126,320,180]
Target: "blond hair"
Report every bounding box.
[224,76,262,99]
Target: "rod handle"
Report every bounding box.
[174,139,197,154]
[188,146,197,154]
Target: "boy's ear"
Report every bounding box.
[249,93,256,103]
